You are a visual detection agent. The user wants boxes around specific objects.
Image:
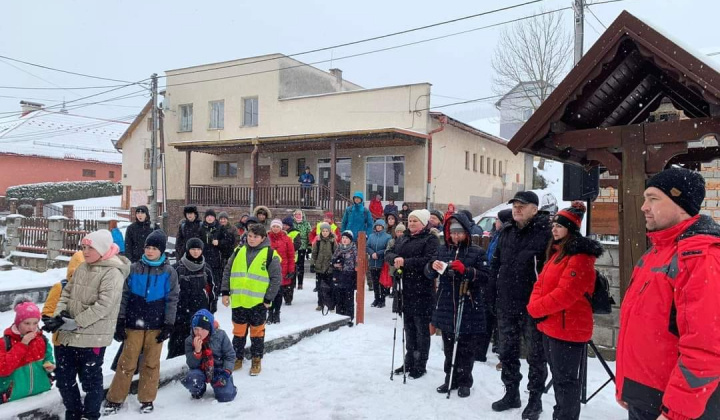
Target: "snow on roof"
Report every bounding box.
[0,109,124,163]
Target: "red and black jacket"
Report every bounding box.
[527,235,603,343]
[616,215,720,420]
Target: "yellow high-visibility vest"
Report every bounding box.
[287,230,299,262]
[229,246,278,309]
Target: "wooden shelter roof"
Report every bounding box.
[507,10,720,168]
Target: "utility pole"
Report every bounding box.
[573,0,585,65]
[149,73,159,225]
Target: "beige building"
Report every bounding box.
[117,54,527,226]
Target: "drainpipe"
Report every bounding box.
[426,115,447,209]
[249,143,259,212]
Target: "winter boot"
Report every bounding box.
[234,358,243,370]
[496,361,503,371]
[377,300,386,308]
[103,401,122,415]
[521,393,543,420]
[250,357,262,376]
[315,306,322,311]
[436,383,458,393]
[371,300,378,307]
[409,368,426,379]
[458,386,471,398]
[275,312,281,323]
[139,402,154,414]
[491,387,521,412]
[393,365,408,375]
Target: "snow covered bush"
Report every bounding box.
[7,181,122,204]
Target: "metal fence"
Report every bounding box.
[17,218,49,254]
[73,207,125,220]
[60,219,98,255]
[43,204,64,217]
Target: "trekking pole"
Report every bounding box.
[390,313,399,380]
[397,268,407,384]
[447,256,466,399]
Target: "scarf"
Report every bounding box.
[141,253,166,267]
[199,336,214,383]
[181,255,205,271]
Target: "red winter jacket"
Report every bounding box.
[616,215,720,420]
[268,230,295,285]
[527,235,602,343]
[369,199,383,220]
[0,326,48,376]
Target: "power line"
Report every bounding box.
[419,94,507,111]
[164,6,574,89]
[585,5,607,29]
[0,94,145,108]
[0,83,134,90]
[161,0,548,80]
[0,54,135,83]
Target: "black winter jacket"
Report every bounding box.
[175,217,202,257]
[489,212,552,314]
[124,208,158,263]
[427,213,489,335]
[198,221,225,270]
[385,226,439,316]
[172,256,214,325]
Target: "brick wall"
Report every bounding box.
[700,161,720,222]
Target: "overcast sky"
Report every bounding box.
[1,0,717,134]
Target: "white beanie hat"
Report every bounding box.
[81,230,116,259]
[408,209,430,226]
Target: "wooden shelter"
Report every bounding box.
[507,11,720,297]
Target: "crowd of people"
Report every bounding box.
[1,167,718,420]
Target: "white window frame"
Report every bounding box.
[242,97,259,127]
[208,100,224,130]
[179,104,193,132]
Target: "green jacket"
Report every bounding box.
[293,210,312,250]
[0,327,54,402]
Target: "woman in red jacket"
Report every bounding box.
[267,219,295,324]
[527,202,603,420]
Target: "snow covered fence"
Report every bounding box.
[8,317,350,420]
[0,285,52,312]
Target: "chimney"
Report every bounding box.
[20,100,44,116]
[329,68,343,90]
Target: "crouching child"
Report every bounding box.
[181,310,237,402]
[104,230,179,415]
[0,297,55,404]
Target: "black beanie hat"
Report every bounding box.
[186,237,204,251]
[204,209,217,219]
[497,209,513,224]
[554,202,586,232]
[430,209,444,223]
[282,216,294,228]
[646,167,705,216]
[145,230,167,253]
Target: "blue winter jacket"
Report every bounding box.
[341,191,373,242]
[120,254,180,330]
[366,219,391,269]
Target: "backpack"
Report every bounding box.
[585,269,616,314]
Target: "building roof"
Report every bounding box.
[114,99,152,150]
[494,81,552,108]
[430,112,507,146]
[0,109,125,163]
[507,11,720,165]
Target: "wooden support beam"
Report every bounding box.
[587,149,622,175]
[644,117,720,144]
[619,125,648,299]
[185,151,191,205]
[645,142,688,174]
[552,126,623,150]
[329,140,337,217]
[599,178,619,189]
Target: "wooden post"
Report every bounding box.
[618,125,648,298]
[185,151,191,205]
[329,140,337,216]
[356,231,367,325]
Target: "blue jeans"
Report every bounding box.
[181,369,237,402]
[54,346,106,420]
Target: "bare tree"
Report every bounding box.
[491,10,572,116]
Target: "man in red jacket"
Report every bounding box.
[616,167,720,420]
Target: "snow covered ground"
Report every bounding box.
[0,266,65,291]
[0,269,625,419]
[52,196,122,208]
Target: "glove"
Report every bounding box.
[41,315,64,333]
[310,264,316,274]
[285,272,295,280]
[209,299,218,314]
[57,311,77,331]
[114,319,127,342]
[0,382,13,405]
[156,323,173,343]
[450,260,466,275]
[212,369,232,388]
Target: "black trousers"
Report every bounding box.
[282,284,294,305]
[368,267,388,303]
[475,306,497,361]
[55,345,106,420]
[296,249,307,286]
[403,314,432,372]
[167,321,191,359]
[628,405,659,420]
[497,308,548,394]
[271,290,284,317]
[231,305,268,359]
[317,272,334,309]
[334,287,354,320]
[543,334,584,420]
[442,332,479,388]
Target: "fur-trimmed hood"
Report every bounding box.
[253,205,273,220]
[565,235,604,258]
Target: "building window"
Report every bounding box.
[366,156,405,201]
[109,171,115,178]
[472,153,478,172]
[243,97,259,127]
[480,155,484,173]
[82,169,96,177]
[214,161,237,178]
[179,104,193,132]
[465,151,470,170]
[280,158,289,177]
[209,100,224,130]
[297,158,306,176]
[493,159,497,176]
[499,161,503,177]
[143,148,161,170]
[146,118,153,132]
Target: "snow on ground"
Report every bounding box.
[52,195,124,219]
[52,195,122,208]
[0,266,65,291]
[0,270,625,419]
